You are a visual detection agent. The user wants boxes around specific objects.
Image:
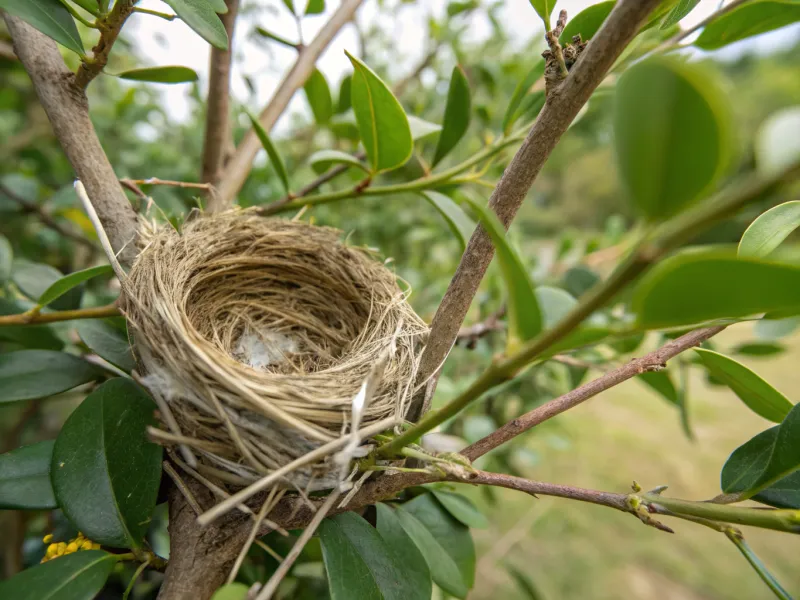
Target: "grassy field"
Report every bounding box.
[469,324,800,600]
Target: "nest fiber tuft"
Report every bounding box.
[122,212,427,492]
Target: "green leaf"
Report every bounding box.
[420,191,475,251]
[0,441,56,510]
[162,0,228,49]
[0,0,84,55]
[661,0,701,29]
[560,1,614,43]
[304,68,334,125]
[13,261,83,310]
[37,265,112,308]
[613,56,730,220]
[211,583,250,600]
[755,316,800,340]
[254,27,297,49]
[51,379,163,548]
[396,493,475,599]
[739,202,800,259]
[528,0,555,27]
[535,286,577,329]
[732,342,785,357]
[430,490,489,529]
[69,0,100,15]
[722,426,800,509]
[319,511,430,600]
[0,235,11,284]
[506,564,546,600]
[432,66,471,167]
[336,75,352,113]
[563,265,600,298]
[282,0,295,13]
[695,349,792,422]
[246,110,291,194]
[116,66,199,84]
[726,533,793,600]
[77,318,135,373]
[755,107,800,176]
[502,60,544,135]
[463,195,541,350]
[346,51,413,173]
[0,299,63,350]
[205,0,229,13]
[0,350,100,403]
[306,0,325,14]
[0,550,115,600]
[408,115,442,141]
[632,249,800,329]
[694,1,800,50]
[638,369,679,405]
[307,149,368,174]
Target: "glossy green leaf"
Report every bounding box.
[755,316,800,340]
[396,493,474,599]
[535,286,577,329]
[210,583,250,600]
[116,66,199,84]
[205,0,229,13]
[246,110,290,194]
[37,265,112,308]
[306,0,324,14]
[0,299,63,350]
[503,60,544,135]
[76,318,135,373]
[739,202,800,259]
[732,342,785,357]
[0,550,115,600]
[162,0,228,49]
[613,56,730,220]
[695,349,792,422]
[421,191,475,252]
[632,249,800,329]
[346,51,413,173]
[307,149,368,174]
[319,511,430,600]
[727,533,793,600]
[304,69,334,125]
[52,379,163,548]
[0,441,56,510]
[69,0,100,15]
[254,27,297,49]
[432,66,471,167]
[13,261,82,310]
[695,1,800,50]
[463,195,541,350]
[560,1,614,43]
[375,504,432,598]
[336,75,352,113]
[722,425,800,509]
[661,0,701,29]
[408,115,442,141]
[0,0,84,55]
[755,107,800,176]
[0,235,11,284]
[0,350,99,403]
[431,490,489,529]
[528,0,555,27]
[639,369,679,405]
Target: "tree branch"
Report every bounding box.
[4,16,138,265]
[461,326,724,460]
[201,0,240,187]
[0,303,120,327]
[74,0,137,89]
[214,0,364,210]
[408,0,664,422]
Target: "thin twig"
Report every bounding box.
[655,0,751,52]
[120,177,215,191]
[215,0,364,209]
[456,306,506,347]
[75,0,137,89]
[0,182,98,250]
[0,303,120,327]
[163,461,203,516]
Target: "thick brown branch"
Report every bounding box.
[461,326,725,460]
[4,16,138,264]
[215,0,364,209]
[201,0,240,188]
[75,0,137,89]
[409,0,663,422]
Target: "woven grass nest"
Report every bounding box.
[121,211,428,495]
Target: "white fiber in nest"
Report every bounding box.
[233,327,299,369]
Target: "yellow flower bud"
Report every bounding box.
[56,542,67,555]
[66,542,79,553]
[42,534,54,544]
[81,540,94,550]
[46,543,58,557]
[92,543,101,550]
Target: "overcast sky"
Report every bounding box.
[127,0,800,124]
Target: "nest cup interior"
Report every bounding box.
[122,213,427,491]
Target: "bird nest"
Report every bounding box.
[120,211,428,495]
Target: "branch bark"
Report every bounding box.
[409,0,663,421]
[201,0,240,189]
[74,0,136,89]
[214,0,364,208]
[4,16,138,265]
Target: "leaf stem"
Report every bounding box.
[122,557,151,600]
[57,0,100,28]
[0,303,119,327]
[131,7,177,20]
